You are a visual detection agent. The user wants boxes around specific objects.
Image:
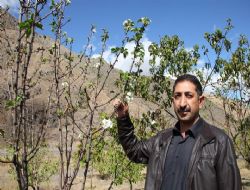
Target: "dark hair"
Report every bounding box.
[173,74,203,96]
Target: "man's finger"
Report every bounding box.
[113,99,121,106]
[113,99,122,110]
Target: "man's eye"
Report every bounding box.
[174,95,181,99]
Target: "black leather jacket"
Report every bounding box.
[117,116,242,190]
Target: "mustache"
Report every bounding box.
[178,107,191,112]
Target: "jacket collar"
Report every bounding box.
[198,118,216,144]
[174,117,204,139]
[159,117,215,146]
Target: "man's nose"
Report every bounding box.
[180,96,187,107]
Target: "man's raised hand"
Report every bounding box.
[113,99,129,118]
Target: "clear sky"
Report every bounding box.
[60,0,250,53]
[1,0,250,51]
[1,0,250,73]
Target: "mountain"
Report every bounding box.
[0,7,18,30]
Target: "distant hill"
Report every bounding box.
[0,7,18,30]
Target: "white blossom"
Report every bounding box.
[129,82,134,87]
[78,133,83,140]
[91,27,96,33]
[150,120,156,125]
[129,78,136,88]
[61,81,69,88]
[123,19,132,26]
[125,91,133,102]
[95,62,101,68]
[122,19,134,31]
[139,17,151,26]
[65,0,71,5]
[102,119,113,129]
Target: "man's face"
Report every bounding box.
[173,80,204,124]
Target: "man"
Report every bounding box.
[113,74,241,190]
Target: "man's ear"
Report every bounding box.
[199,95,205,109]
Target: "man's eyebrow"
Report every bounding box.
[184,91,193,94]
[173,92,181,94]
[174,91,193,94]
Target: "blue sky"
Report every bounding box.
[58,0,250,76]
[1,0,249,52]
[61,0,250,53]
[1,0,250,76]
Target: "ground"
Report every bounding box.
[1,159,250,190]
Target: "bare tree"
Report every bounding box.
[0,1,61,189]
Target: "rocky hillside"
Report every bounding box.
[0,8,18,30]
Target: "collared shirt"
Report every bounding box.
[160,117,203,190]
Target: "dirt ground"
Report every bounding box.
[0,163,144,190]
[1,159,250,190]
